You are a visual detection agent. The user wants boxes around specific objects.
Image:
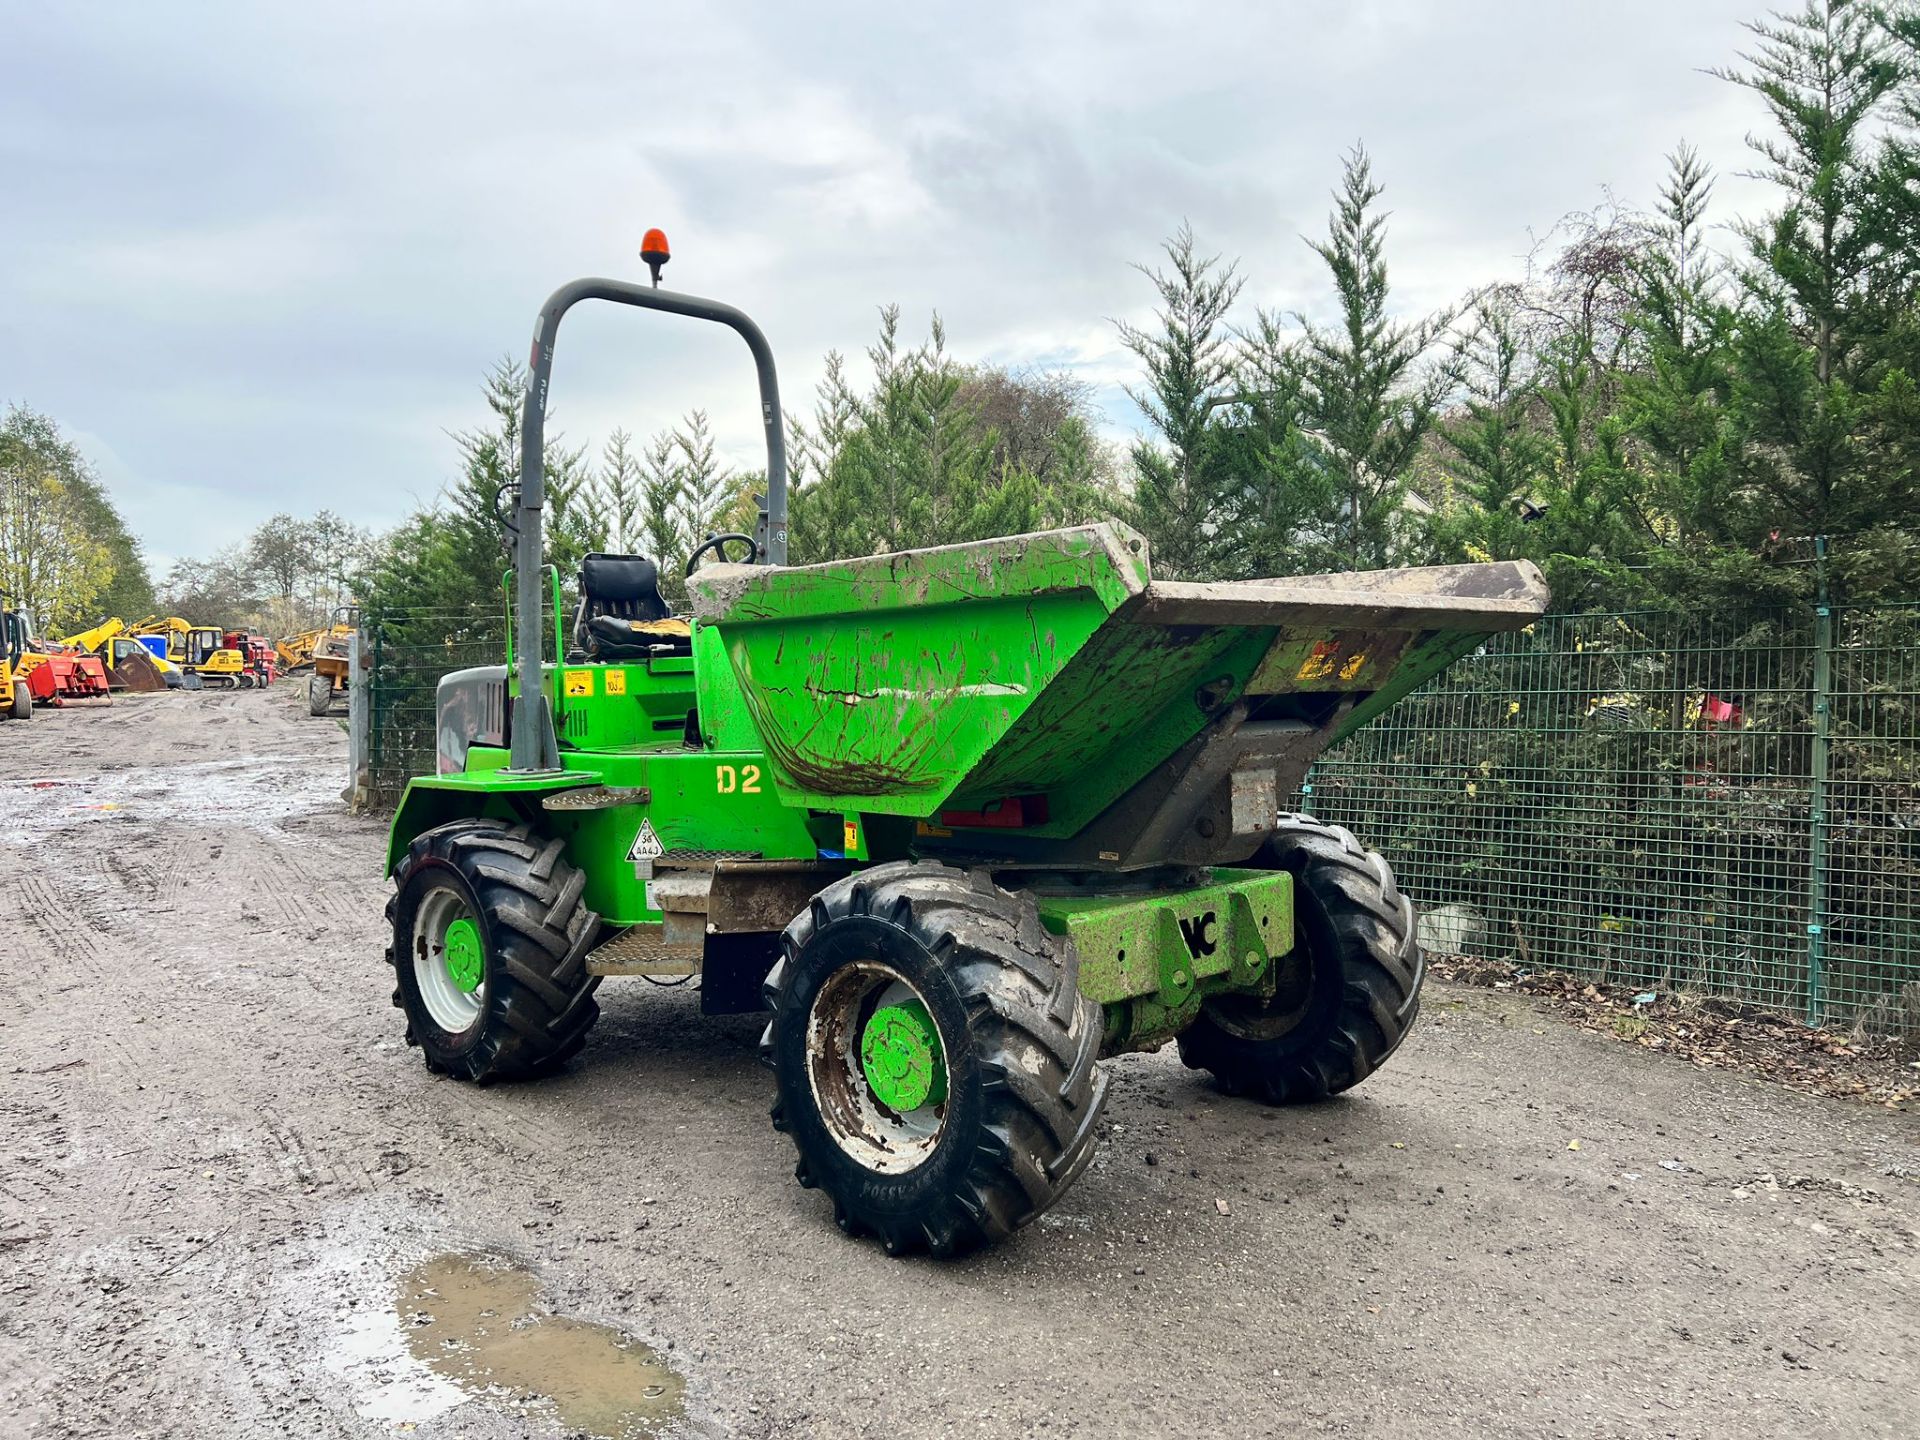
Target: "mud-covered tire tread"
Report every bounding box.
[1177,813,1421,1103]
[387,819,602,1083]
[762,860,1108,1258]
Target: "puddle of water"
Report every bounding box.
[0,755,336,846]
[389,1253,684,1439]
[328,1304,468,1425]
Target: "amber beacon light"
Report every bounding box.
[640,228,671,286]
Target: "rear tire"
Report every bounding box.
[387,820,603,1082]
[763,862,1108,1257]
[308,674,333,715]
[1177,814,1421,1103]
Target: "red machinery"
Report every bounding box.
[225,631,278,688]
[24,650,113,707]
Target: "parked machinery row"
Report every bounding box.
[0,598,355,720]
[124,616,277,690]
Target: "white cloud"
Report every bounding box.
[1,0,1781,564]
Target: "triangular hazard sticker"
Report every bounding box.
[627,819,664,861]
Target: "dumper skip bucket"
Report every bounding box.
[688,522,1547,869]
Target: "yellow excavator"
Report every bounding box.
[1,598,35,721]
[58,617,183,691]
[130,616,250,689]
[275,624,333,673]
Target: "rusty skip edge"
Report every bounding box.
[687,523,1545,637]
[685,522,1151,623]
[1126,558,1551,634]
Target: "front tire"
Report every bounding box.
[308,674,333,715]
[1177,814,1421,1103]
[387,820,602,1082]
[6,681,27,720]
[764,862,1108,1257]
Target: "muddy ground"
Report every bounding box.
[2,690,1916,1439]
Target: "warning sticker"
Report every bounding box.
[604,669,627,696]
[563,668,595,697]
[627,820,664,862]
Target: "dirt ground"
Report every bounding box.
[2,690,1916,1440]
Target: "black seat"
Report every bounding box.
[573,553,687,661]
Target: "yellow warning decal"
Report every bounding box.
[563,669,594,697]
[604,669,627,696]
[1297,642,1370,683]
[1296,642,1341,681]
[843,818,860,852]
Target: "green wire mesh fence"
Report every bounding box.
[364,607,507,808]
[1300,603,1920,1029]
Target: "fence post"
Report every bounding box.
[368,626,383,809]
[346,628,370,811]
[1806,537,1831,1026]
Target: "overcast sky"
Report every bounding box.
[1,1,1779,572]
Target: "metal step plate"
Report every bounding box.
[542,785,652,812]
[586,924,701,977]
[656,847,761,868]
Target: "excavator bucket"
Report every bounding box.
[105,647,168,693]
[689,522,1547,865]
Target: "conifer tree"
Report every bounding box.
[1216,310,1326,578]
[1622,146,1737,550]
[1714,0,1918,593]
[1294,147,1455,569]
[541,439,595,581]
[788,310,1075,561]
[1115,225,1242,579]
[597,428,642,553]
[788,349,859,493]
[1426,306,1552,565]
[640,431,684,569]
[434,358,591,614]
[1718,0,1903,383]
[674,410,732,545]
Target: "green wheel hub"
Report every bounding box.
[443,916,484,995]
[860,1000,947,1113]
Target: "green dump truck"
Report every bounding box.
[383,244,1549,1256]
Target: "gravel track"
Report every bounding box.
[1,689,1915,1438]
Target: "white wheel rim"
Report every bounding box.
[413,887,484,1033]
[805,962,947,1174]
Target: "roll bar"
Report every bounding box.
[509,278,789,772]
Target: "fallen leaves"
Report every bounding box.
[1428,953,1917,1110]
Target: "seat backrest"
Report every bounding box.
[574,553,672,657]
[580,554,670,621]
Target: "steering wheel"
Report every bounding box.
[684,532,759,576]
